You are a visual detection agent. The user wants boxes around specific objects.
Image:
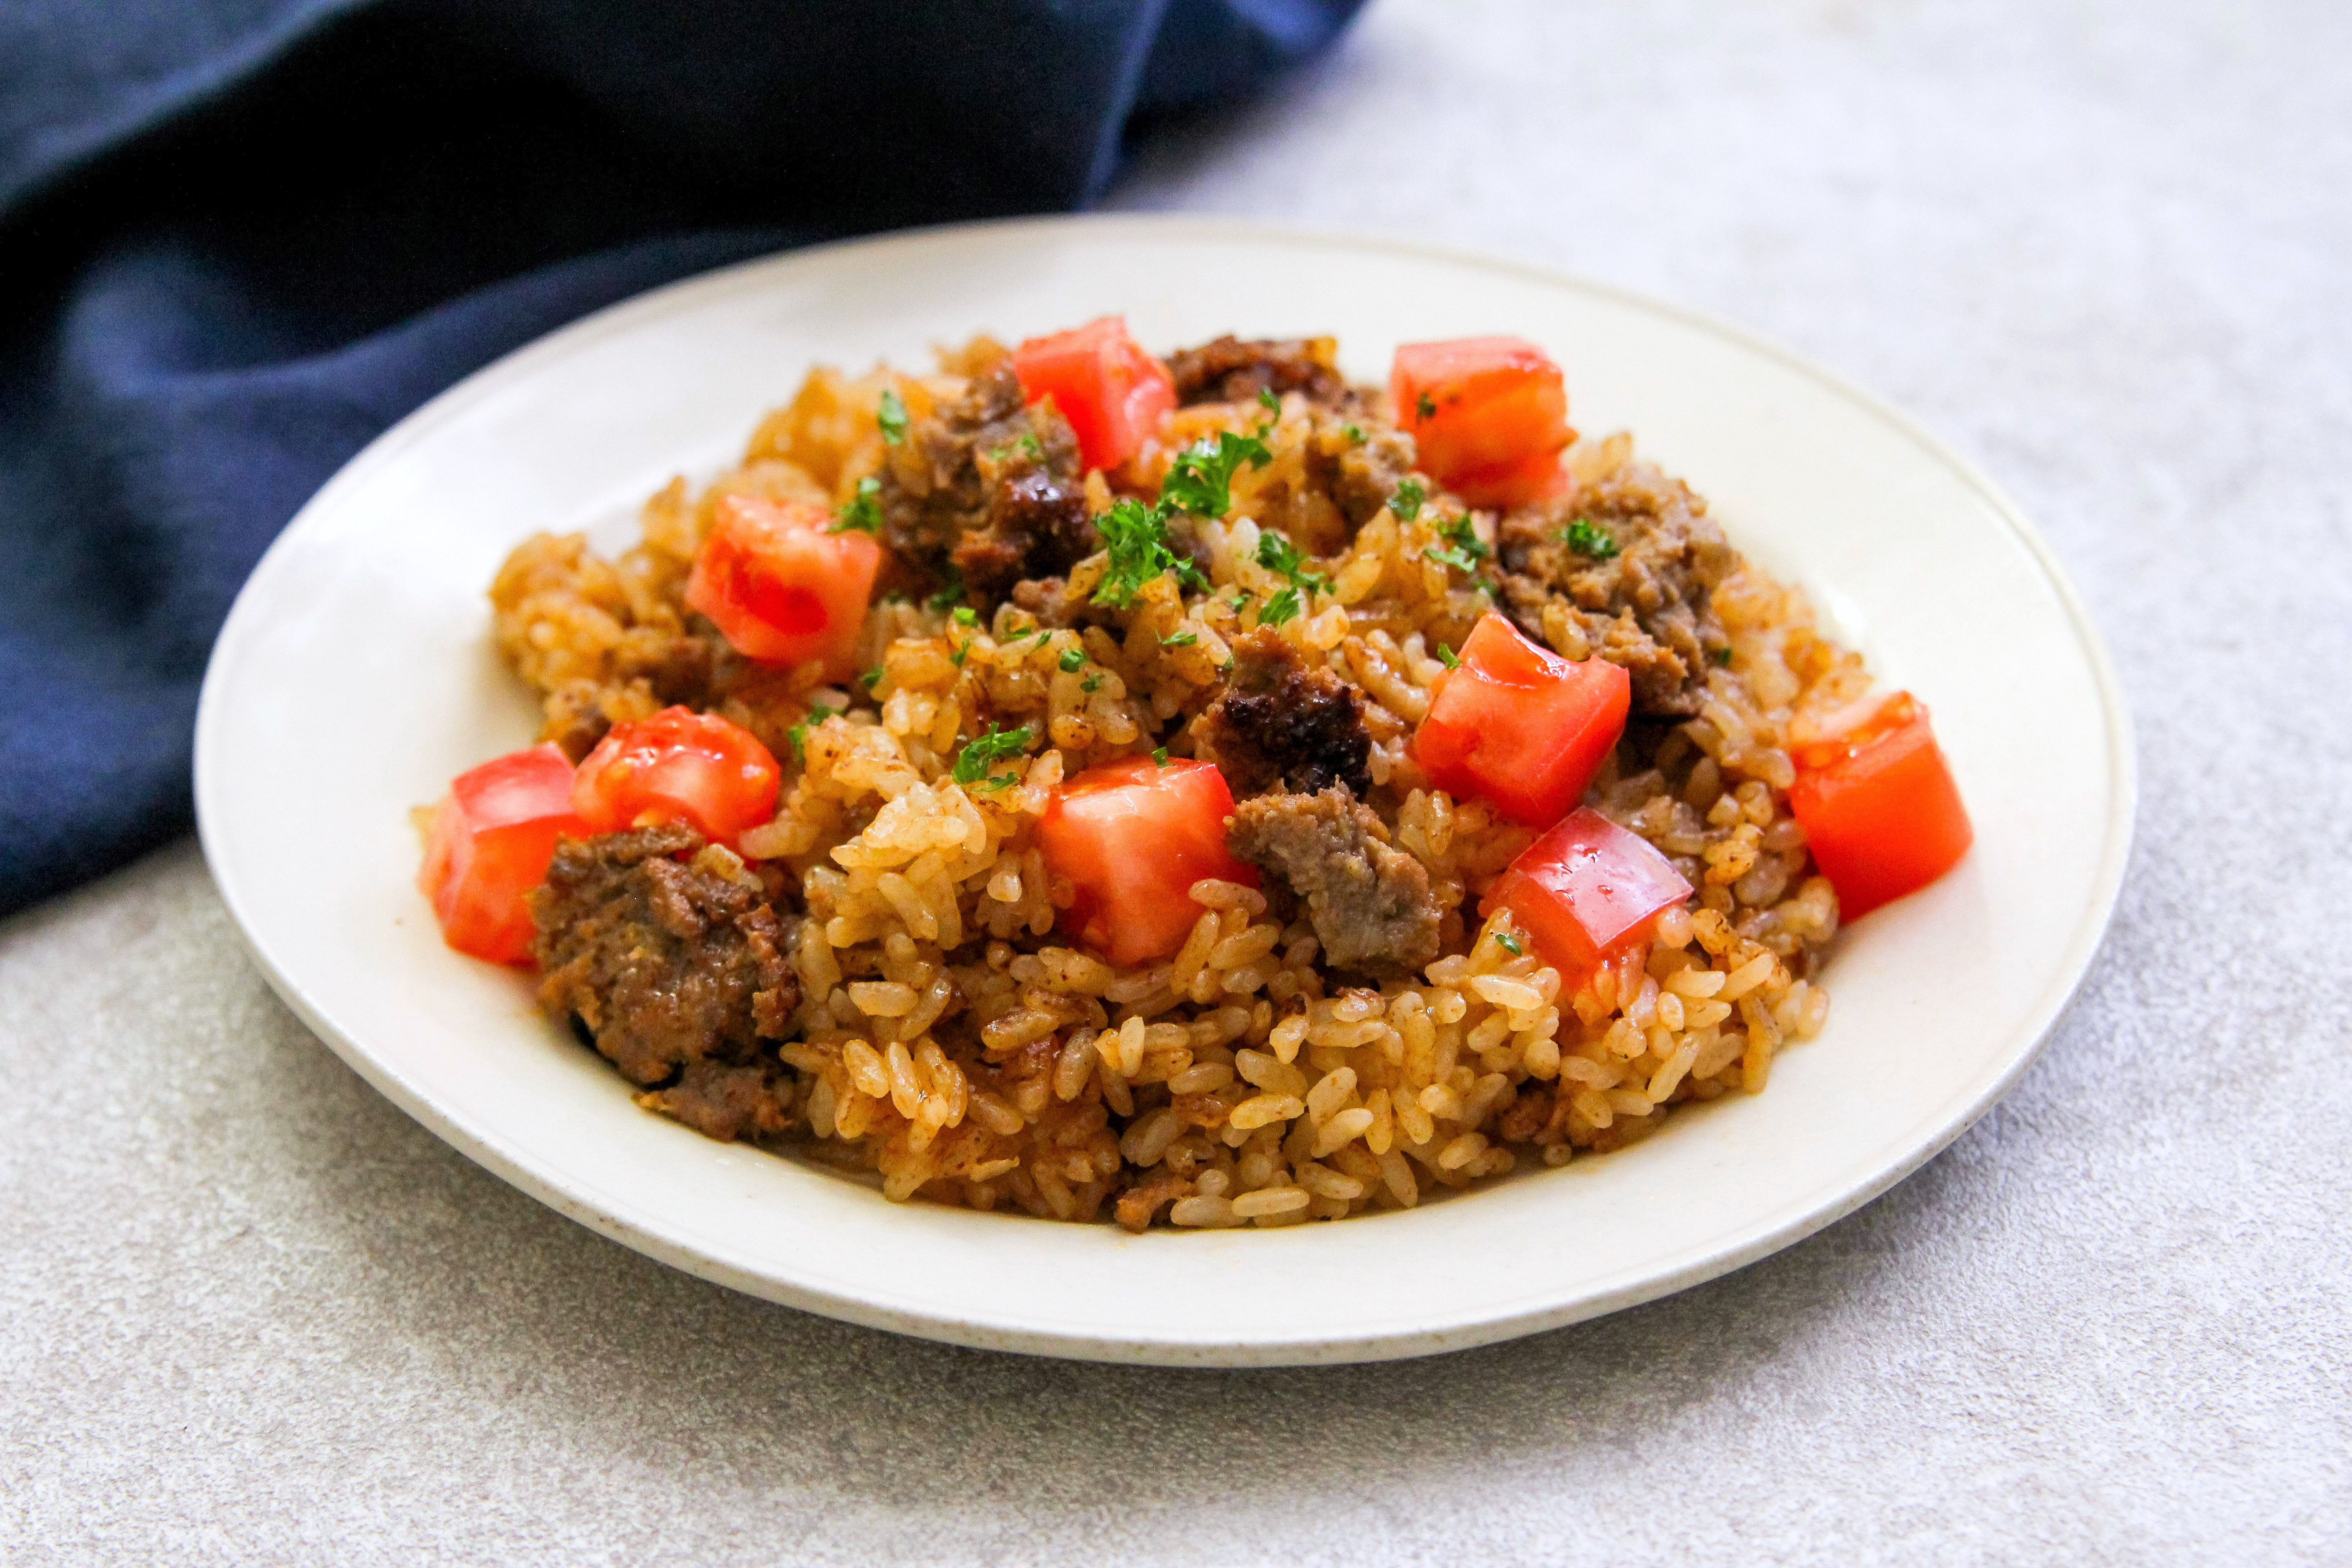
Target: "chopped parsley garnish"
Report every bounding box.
[1562,517,1620,561]
[1390,477,1426,523]
[1160,429,1272,520]
[1494,929,1523,956]
[1712,646,1735,667]
[1436,642,1460,669]
[859,666,884,690]
[1343,422,1365,445]
[948,641,970,667]
[1152,746,1169,767]
[951,723,1036,788]
[1415,392,1436,421]
[1082,673,1104,693]
[1259,585,1302,627]
[1258,387,1281,415]
[1424,510,1491,574]
[876,387,908,446]
[1092,496,1209,608]
[987,432,1043,463]
[1162,629,1199,648]
[1254,528,1331,594]
[830,474,882,534]
[786,704,841,764]
[1058,647,1086,673]
[951,605,978,627]
[926,564,965,613]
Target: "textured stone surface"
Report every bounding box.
[5,1,2349,1560]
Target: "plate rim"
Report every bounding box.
[192,211,2139,1365]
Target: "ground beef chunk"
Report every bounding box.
[540,632,727,760]
[1326,422,1418,527]
[1227,788,1441,976]
[530,825,801,1136]
[878,362,1095,607]
[1195,629,1371,799]
[1164,335,1348,407]
[1494,458,1739,715]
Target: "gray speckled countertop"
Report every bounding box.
[5,2,2348,1561]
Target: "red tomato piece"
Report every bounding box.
[1413,612,1631,828]
[1035,755,1258,967]
[1391,336,1572,500]
[1442,445,1571,510]
[572,706,782,847]
[686,493,881,681]
[1788,691,1972,920]
[1011,316,1177,473]
[1481,807,1693,979]
[417,742,587,965]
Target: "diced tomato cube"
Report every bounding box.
[686,493,880,681]
[1035,755,1258,966]
[1011,316,1177,473]
[1391,336,1572,504]
[1789,691,1971,920]
[1413,612,1630,828]
[1481,807,1693,979]
[572,706,782,847]
[417,742,587,965]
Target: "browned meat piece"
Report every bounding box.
[638,1058,798,1142]
[1326,422,1418,527]
[1227,789,1441,976]
[1195,629,1371,799]
[1114,1171,1197,1233]
[540,633,726,760]
[531,825,801,1098]
[1164,335,1347,407]
[1494,460,1739,715]
[878,363,1095,607]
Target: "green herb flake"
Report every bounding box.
[1712,646,1735,667]
[786,703,842,764]
[1415,392,1436,421]
[829,474,883,534]
[1082,673,1104,693]
[1162,629,1199,648]
[951,605,979,627]
[1343,422,1365,445]
[859,666,884,690]
[1562,517,1620,561]
[1258,387,1282,414]
[949,641,970,667]
[1390,477,1426,524]
[1494,929,1524,956]
[1259,585,1302,627]
[1152,746,1169,767]
[926,564,966,613]
[1437,642,1460,669]
[1253,529,1331,594]
[1092,496,1208,608]
[1161,429,1273,520]
[951,723,1036,787]
[988,432,1043,463]
[1423,509,1491,575]
[1058,647,1086,673]
[876,387,909,446]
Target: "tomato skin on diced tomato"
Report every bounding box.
[1011,316,1177,473]
[1481,807,1694,980]
[686,493,880,681]
[572,706,782,847]
[1788,692,1971,920]
[1391,336,1572,509]
[417,742,587,965]
[1413,612,1630,828]
[1035,755,1258,967]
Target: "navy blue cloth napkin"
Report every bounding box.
[0,0,1363,916]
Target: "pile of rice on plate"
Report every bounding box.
[424,322,1960,1235]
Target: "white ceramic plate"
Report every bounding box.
[195,216,2133,1366]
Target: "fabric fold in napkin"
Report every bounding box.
[0,0,1364,916]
